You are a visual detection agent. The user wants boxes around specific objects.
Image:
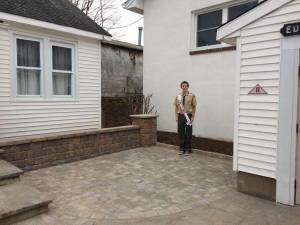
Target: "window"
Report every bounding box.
[16,38,42,95]
[196,10,222,47]
[194,1,259,48]
[13,35,76,99]
[228,1,258,22]
[52,44,73,96]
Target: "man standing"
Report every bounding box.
[174,81,197,155]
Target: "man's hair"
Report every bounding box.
[180,81,189,87]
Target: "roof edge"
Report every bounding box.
[0,12,110,40]
[217,0,292,42]
[122,0,144,15]
[102,39,143,51]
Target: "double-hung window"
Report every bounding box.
[16,38,42,96]
[196,10,222,47]
[14,35,76,100]
[52,43,74,96]
[194,0,258,49]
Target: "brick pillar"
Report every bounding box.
[130,114,158,147]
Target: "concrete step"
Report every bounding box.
[0,183,52,225]
[0,160,23,186]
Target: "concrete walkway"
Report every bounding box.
[15,146,300,225]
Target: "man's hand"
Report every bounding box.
[191,117,194,123]
[176,116,179,123]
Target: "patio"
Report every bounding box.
[15,146,300,225]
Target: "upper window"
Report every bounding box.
[52,44,73,96]
[228,1,258,22]
[195,1,258,48]
[196,10,222,47]
[16,38,42,96]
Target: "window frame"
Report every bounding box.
[11,33,78,102]
[190,0,259,52]
[50,41,75,98]
[195,9,224,48]
[13,35,44,98]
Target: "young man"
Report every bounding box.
[174,81,197,155]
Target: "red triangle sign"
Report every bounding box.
[248,84,268,95]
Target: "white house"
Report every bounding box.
[125,0,300,205]
[0,0,111,140]
[218,0,300,206]
[124,0,263,156]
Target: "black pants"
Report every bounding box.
[178,114,192,153]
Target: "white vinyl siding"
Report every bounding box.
[236,0,300,178]
[0,24,101,139]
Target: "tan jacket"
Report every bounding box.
[174,92,197,119]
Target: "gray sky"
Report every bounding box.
[110,1,144,45]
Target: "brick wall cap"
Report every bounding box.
[0,125,140,147]
[130,114,158,119]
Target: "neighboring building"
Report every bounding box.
[218,0,300,206]
[101,40,143,128]
[123,0,261,155]
[0,0,111,140]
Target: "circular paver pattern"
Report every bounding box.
[21,147,236,221]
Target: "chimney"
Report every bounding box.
[138,27,143,46]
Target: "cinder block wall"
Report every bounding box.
[101,41,143,128]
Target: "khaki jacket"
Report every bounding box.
[174,92,197,119]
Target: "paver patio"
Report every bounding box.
[14,146,300,225]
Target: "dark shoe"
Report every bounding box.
[178,150,184,155]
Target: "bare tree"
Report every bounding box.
[70,0,121,32]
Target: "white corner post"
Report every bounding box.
[277,38,300,205]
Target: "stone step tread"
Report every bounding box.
[0,160,23,181]
[0,183,52,219]
[0,149,4,155]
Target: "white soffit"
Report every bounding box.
[122,0,144,14]
[217,0,293,44]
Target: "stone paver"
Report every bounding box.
[13,146,300,225]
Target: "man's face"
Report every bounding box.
[181,83,189,92]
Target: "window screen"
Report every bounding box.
[16,39,41,95]
[52,45,73,96]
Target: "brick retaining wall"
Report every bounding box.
[0,115,157,171]
[130,115,158,147]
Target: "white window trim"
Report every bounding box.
[13,35,44,99]
[190,0,259,52]
[11,33,78,102]
[50,41,75,99]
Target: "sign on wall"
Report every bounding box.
[281,22,300,37]
[248,84,268,95]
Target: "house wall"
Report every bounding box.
[0,23,102,140]
[143,0,238,144]
[101,42,143,128]
[236,0,300,179]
